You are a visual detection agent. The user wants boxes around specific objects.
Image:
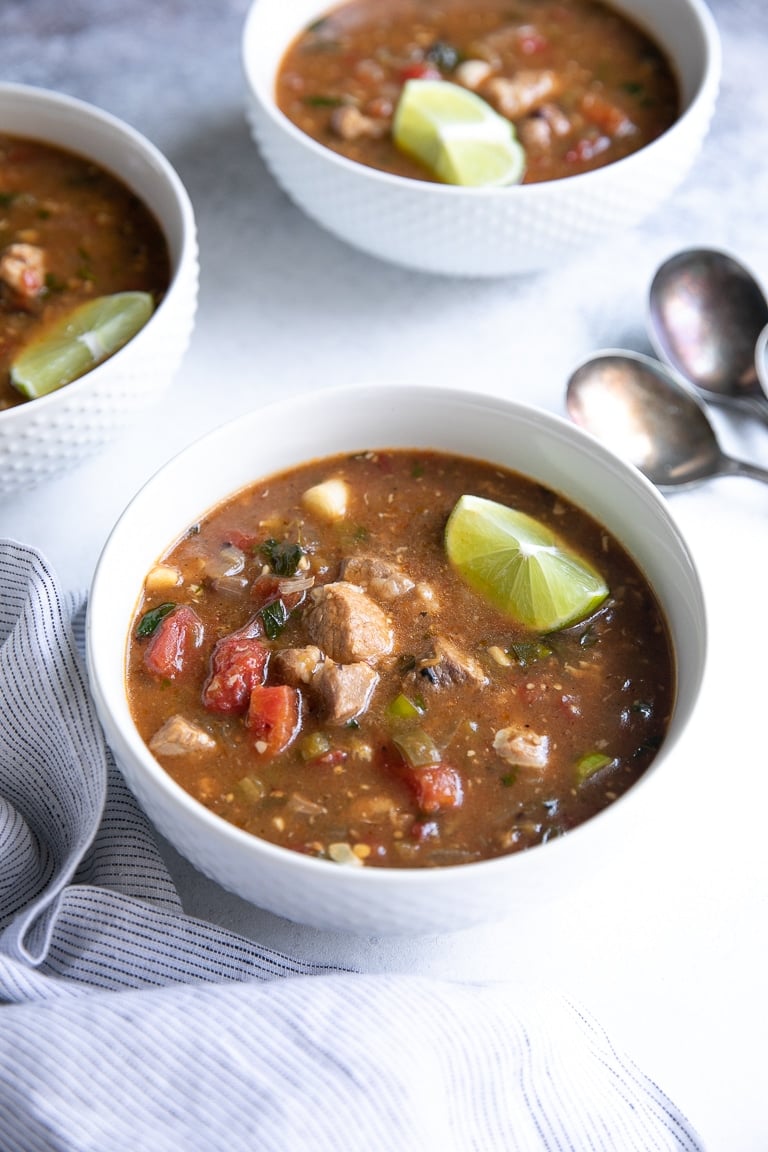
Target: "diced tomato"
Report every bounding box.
[143,605,203,680]
[517,27,549,54]
[306,748,348,768]
[202,632,269,714]
[580,93,634,138]
[251,573,306,613]
[399,62,442,82]
[365,96,394,120]
[379,741,464,814]
[224,530,260,554]
[408,763,464,814]
[251,573,281,608]
[246,685,302,757]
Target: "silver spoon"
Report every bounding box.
[566,349,768,490]
[648,247,768,423]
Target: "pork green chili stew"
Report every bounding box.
[126,450,674,870]
[276,0,680,185]
[0,134,170,408]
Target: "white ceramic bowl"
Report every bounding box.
[242,0,720,277]
[87,383,706,935]
[0,83,199,495]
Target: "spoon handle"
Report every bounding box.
[726,456,768,486]
[703,392,768,427]
[740,395,768,428]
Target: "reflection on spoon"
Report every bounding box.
[756,323,768,399]
[648,247,768,422]
[566,350,768,490]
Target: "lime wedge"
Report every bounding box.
[10,291,154,399]
[393,79,526,188]
[445,495,609,632]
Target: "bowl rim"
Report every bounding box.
[86,381,708,892]
[241,0,722,199]
[0,81,197,426]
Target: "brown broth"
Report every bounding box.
[126,450,675,870]
[276,0,679,185]
[0,134,170,409]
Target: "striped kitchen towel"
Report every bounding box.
[0,540,702,1152]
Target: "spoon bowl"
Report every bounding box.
[566,349,768,490]
[648,247,768,419]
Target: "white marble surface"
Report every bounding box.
[1,1,767,1148]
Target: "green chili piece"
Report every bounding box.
[237,775,265,803]
[136,602,176,638]
[300,732,332,761]
[385,693,425,723]
[575,751,614,784]
[393,728,442,769]
[508,640,553,667]
[303,94,345,107]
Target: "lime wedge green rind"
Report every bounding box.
[436,134,525,187]
[445,494,609,632]
[393,79,526,188]
[10,291,154,400]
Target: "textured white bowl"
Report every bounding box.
[87,383,706,935]
[242,0,720,277]
[0,83,199,495]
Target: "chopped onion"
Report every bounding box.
[203,544,246,580]
[286,793,327,817]
[210,575,249,597]
[277,574,315,595]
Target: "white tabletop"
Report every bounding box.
[2,1,767,1147]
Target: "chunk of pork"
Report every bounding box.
[314,660,378,725]
[0,243,46,306]
[483,70,560,120]
[331,105,389,141]
[518,103,572,150]
[271,644,378,724]
[340,555,414,601]
[149,714,216,757]
[413,637,488,689]
[305,581,393,664]
[493,727,549,771]
[271,645,324,687]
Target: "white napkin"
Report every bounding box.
[0,540,702,1152]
